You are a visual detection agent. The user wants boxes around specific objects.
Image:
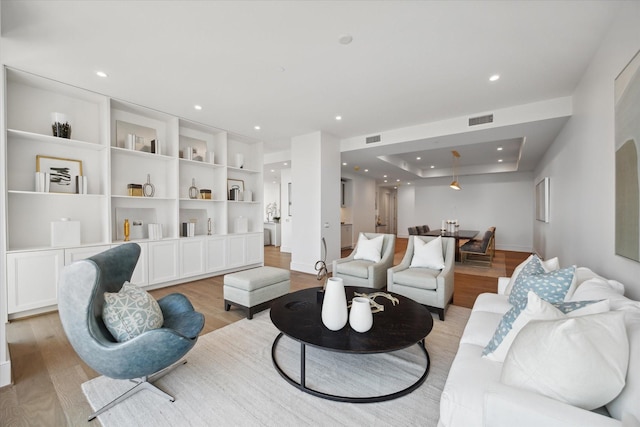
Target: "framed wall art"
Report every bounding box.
[535,177,549,223]
[615,49,640,261]
[36,155,83,194]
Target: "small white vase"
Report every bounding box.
[321,277,348,331]
[349,296,373,333]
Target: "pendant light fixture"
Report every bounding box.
[450,150,461,190]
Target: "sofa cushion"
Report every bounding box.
[483,291,610,362]
[472,293,513,315]
[459,310,504,347]
[508,265,575,306]
[501,311,629,411]
[410,235,445,269]
[504,254,559,295]
[439,343,503,427]
[391,267,438,290]
[607,310,640,421]
[354,233,384,263]
[102,282,164,342]
[335,260,371,279]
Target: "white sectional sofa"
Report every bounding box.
[439,262,640,427]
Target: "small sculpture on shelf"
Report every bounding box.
[189,178,198,199]
[143,174,155,197]
[51,112,71,139]
[124,219,130,242]
[266,202,279,222]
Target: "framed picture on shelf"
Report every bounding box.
[36,155,83,194]
[227,178,244,200]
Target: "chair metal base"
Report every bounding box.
[88,359,187,421]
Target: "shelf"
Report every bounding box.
[8,190,106,198]
[228,200,261,204]
[179,198,226,202]
[111,195,175,201]
[8,129,104,150]
[111,146,174,161]
[7,241,111,254]
[179,158,225,169]
[227,166,260,174]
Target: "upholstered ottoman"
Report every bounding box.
[223,266,291,319]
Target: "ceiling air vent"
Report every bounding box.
[468,114,494,126]
[366,135,381,144]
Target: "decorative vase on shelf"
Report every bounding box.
[349,297,373,333]
[321,277,348,331]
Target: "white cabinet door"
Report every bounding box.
[245,233,264,265]
[64,245,111,265]
[148,240,179,285]
[179,238,206,278]
[7,250,64,314]
[111,242,148,286]
[227,235,246,268]
[206,236,227,273]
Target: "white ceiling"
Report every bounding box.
[0,1,622,185]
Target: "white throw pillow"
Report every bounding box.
[354,234,384,263]
[571,278,640,311]
[103,282,164,342]
[504,255,559,295]
[501,311,629,411]
[410,236,445,269]
[484,291,610,362]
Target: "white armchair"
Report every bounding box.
[387,235,455,320]
[332,232,396,289]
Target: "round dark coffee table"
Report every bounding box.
[270,286,434,403]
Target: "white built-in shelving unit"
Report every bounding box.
[1,67,264,318]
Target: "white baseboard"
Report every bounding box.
[289,262,316,275]
[0,345,11,387]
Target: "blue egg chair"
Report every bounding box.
[58,243,204,421]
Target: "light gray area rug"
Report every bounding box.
[82,305,471,426]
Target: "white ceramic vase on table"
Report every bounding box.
[349,296,373,333]
[321,277,348,331]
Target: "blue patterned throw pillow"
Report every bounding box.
[508,265,576,306]
[482,299,528,356]
[103,282,164,342]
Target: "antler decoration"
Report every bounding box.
[315,238,328,290]
[352,292,399,313]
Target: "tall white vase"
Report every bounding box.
[349,296,373,333]
[321,277,348,331]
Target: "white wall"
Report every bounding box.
[397,172,534,252]
[279,168,292,253]
[340,171,377,240]
[534,2,640,300]
[290,131,341,274]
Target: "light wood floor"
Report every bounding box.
[0,239,528,426]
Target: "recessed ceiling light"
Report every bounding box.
[270,169,275,173]
[394,186,397,189]
[283,162,288,166]
[335,115,342,121]
[396,179,400,182]
[416,156,421,160]
[430,165,435,169]
[489,74,500,82]
[364,169,369,172]
[272,181,276,184]
[254,125,261,130]
[497,146,503,151]
[338,34,353,45]
[498,159,503,163]
[96,71,108,78]
[383,175,387,178]
[194,105,202,110]
[384,180,388,183]
[342,162,347,166]
[407,182,411,185]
